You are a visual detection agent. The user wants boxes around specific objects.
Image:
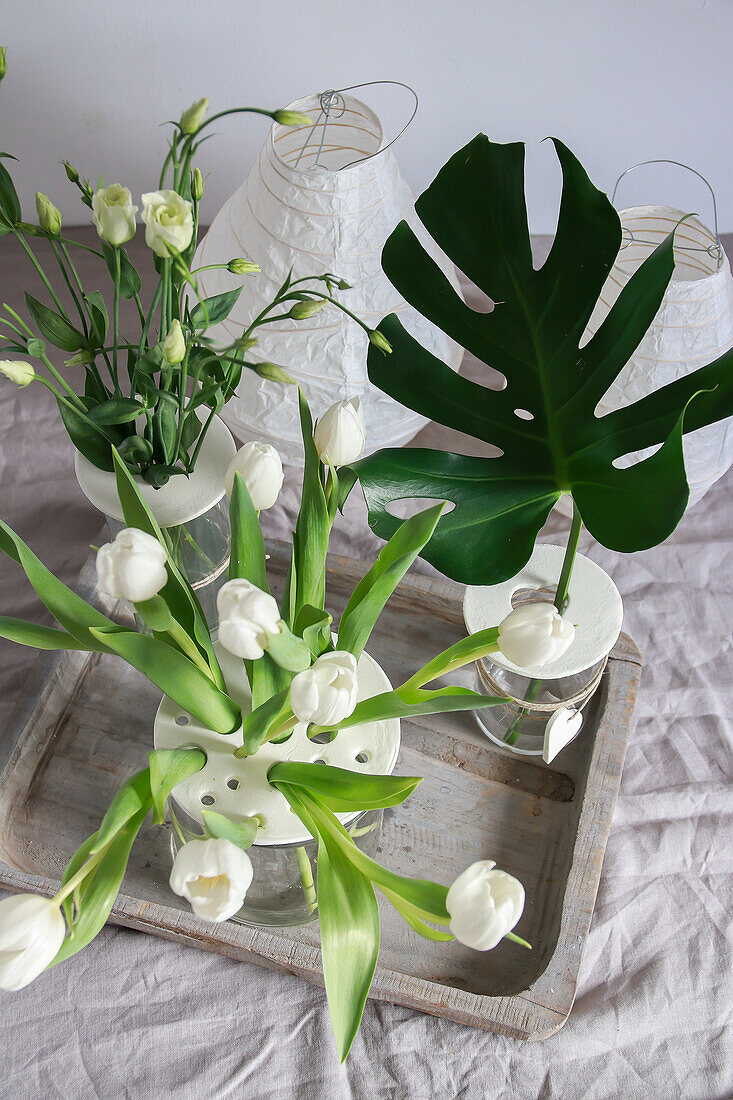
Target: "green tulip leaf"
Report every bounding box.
[148,747,207,825]
[201,810,260,851]
[0,615,89,650]
[268,760,421,811]
[265,623,312,673]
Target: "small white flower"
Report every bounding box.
[290,650,358,727]
[0,894,66,990]
[313,396,366,466]
[141,189,194,257]
[162,319,186,365]
[446,860,525,951]
[96,527,168,603]
[217,578,281,660]
[543,706,583,764]
[0,360,34,387]
[91,184,138,246]
[170,838,253,922]
[497,601,575,668]
[224,441,284,511]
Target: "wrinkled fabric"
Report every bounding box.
[0,231,731,1098]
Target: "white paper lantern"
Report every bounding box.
[194,89,463,465]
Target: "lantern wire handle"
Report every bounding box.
[611,160,722,264]
[292,80,418,172]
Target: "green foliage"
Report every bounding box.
[189,286,243,330]
[24,291,84,352]
[201,810,259,851]
[268,761,421,812]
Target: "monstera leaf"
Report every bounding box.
[346,135,733,584]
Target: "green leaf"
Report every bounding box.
[102,243,141,299]
[229,472,269,591]
[293,604,333,658]
[267,761,421,811]
[57,396,115,471]
[348,135,733,583]
[149,747,207,824]
[202,810,259,851]
[133,594,173,632]
[0,160,21,224]
[239,687,291,756]
[117,434,154,465]
[83,290,108,346]
[90,768,152,853]
[88,397,146,425]
[24,291,84,352]
[190,286,243,330]
[0,615,89,650]
[265,623,312,672]
[309,684,508,738]
[380,886,454,941]
[180,412,201,450]
[337,503,445,658]
[292,389,329,618]
[153,396,178,464]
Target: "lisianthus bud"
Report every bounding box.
[96,527,168,603]
[234,335,258,352]
[337,278,352,290]
[274,109,312,127]
[35,192,61,236]
[289,299,327,320]
[0,894,66,990]
[169,838,253,922]
[224,441,283,510]
[254,362,297,385]
[227,258,260,276]
[191,167,204,201]
[217,578,281,660]
[368,329,392,354]
[179,97,208,135]
[497,601,575,668]
[63,160,79,184]
[290,650,359,727]
[0,47,6,83]
[446,861,525,951]
[314,396,366,466]
[92,184,138,246]
[162,319,186,365]
[65,349,95,366]
[0,360,34,386]
[141,190,193,257]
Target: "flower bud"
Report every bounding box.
[170,838,253,922]
[0,47,6,83]
[234,335,258,352]
[254,362,297,385]
[0,894,66,990]
[65,349,95,366]
[96,527,168,603]
[179,97,208,135]
[289,299,327,320]
[162,319,186,365]
[224,441,284,510]
[290,650,359,727]
[446,861,525,951]
[274,109,312,127]
[497,601,575,668]
[191,167,204,201]
[92,184,138,246]
[63,160,80,184]
[313,396,366,466]
[35,192,62,236]
[141,190,193,257]
[0,360,34,387]
[217,578,281,660]
[368,329,392,354]
[227,258,260,276]
[337,278,352,290]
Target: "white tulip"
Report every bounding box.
[217,578,281,660]
[91,184,138,246]
[96,527,168,603]
[290,650,358,727]
[497,601,575,668]
[0,360,34,387]
[169,838,253,922]
[313,396,366,466]
[0,894,66,990]
[162,319,186,365]
[224,441,284,511]
[141,190,194,257]
[446,860,525,951]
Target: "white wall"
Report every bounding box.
[2,0,731,233]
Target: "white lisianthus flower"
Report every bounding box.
[446,861,525,951]
[0,360,34,387]
[141,190,194,257]
[162,319,186,365]
[497,601,575,667]
[224,441,284,510]
[96,528,168,603]
[169,838,253,922]
[217,578,281,660]
[290,650,359,727]
[91,184,138,246]
[313,396,366,466]
[0,894,66,990]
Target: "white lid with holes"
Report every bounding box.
[153,642,401,846]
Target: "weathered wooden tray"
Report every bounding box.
[0,547,641,1040]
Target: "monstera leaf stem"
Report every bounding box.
[554,501,582,614]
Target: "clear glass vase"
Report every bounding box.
[169,797,384,927]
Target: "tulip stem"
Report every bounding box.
[52,847,106,907]
[164,617,216,681]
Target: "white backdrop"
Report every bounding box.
[2,0,731,233]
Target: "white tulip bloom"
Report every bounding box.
[290,650,359,727]
[169,838,253,922]
[224,441,284,511]
[141,190,194,257]
[162,319,186,365]
[217,578,281,660]
[96,527,168,603]
[497,601,575,668]
[0,894,66,990]
[91,184,138,246]
[313,396,366,466]
[0,360,34,387]
[446,860,525,951]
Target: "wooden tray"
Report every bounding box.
[0,548,641,1040]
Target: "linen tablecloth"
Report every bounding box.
[0,231,730,1099]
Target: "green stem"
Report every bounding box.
[13,229,69,317]
[39,352,84,407]
[164,617,216,681]
[295,845,318,913]
[50,241,88,339]
[554,500,582,613]
[112,248,121,393]
[52,848,106,905]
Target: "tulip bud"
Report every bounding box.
[191,167,204,201]
[0,360,34,387]
[92,184,138,246]
[289,299,327,320]
[96,527,168,603]
[273,109,312,127]
[63,160,80,185]
[169,838,253,922]
[446,861,525,951]
[224,441,284,510]
[254,362,297,385]
[162,319,186,365]
[368,329,392,354]
[217,578,282,660]
[35,192,62,236]
[0,894,66,990]
[497,601,575,668]
[179,97,208,135]
[313,396,366,466]
[227,258,260,276]
[290,650,359,727]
